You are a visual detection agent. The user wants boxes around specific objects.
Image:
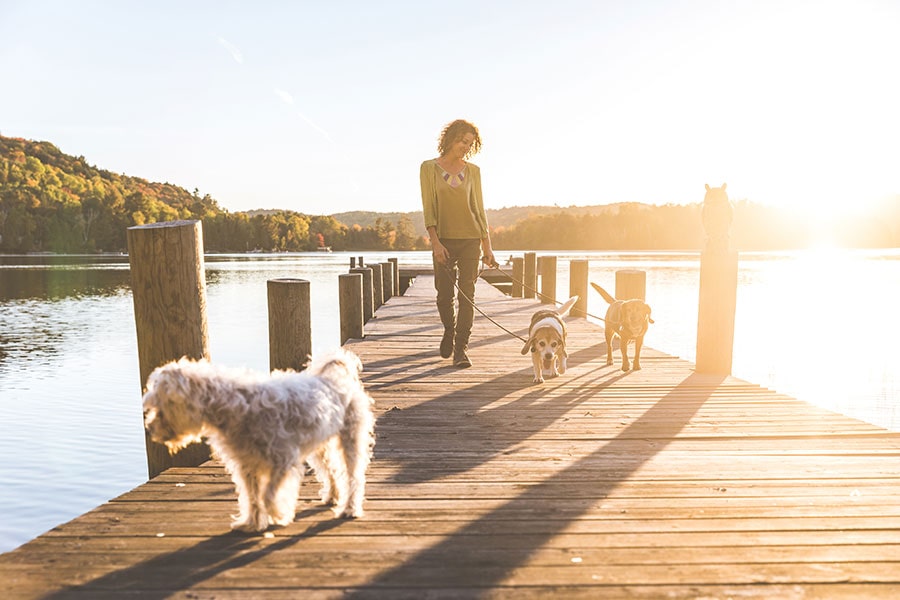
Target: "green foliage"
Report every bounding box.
[0,135,423,253]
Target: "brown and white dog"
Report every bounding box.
[521,296,579,384]
[591,282,654,372]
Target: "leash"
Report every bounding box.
[439,261,528,343]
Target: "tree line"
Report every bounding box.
[2,135,897,253]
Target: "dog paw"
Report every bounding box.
[605,359,614,366]
[632,363,641,371]
[533,377,544,384]
[340,507,364,519]
[231,519,267,533]
[621,364,630,372]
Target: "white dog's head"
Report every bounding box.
[307,348,363,386]
[142,357,211,452]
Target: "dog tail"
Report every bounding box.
[590,282,616,305]
[556,295,579,317]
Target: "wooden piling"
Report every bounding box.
[379,262,394,303]
[350,256,357,268]
[127,220,211,479]
[339,273,364,344]
[524,252,537,299]
[350,267,374,323]
[511,257,524,298]
[569,259,588,318]
[267,278,311,372]
[696,183,738,375]
[615,269,646,300]
[370,263,384,310]
[388,257,400,296]
[540,255,557,304]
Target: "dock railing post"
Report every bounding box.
[540,255,557,304]
[388,257,400,296]
[350,267,374,323]
[696,183,738,375]
[569,259,588,317]
[339,273,364,344]
[511,257,524,298]
[379,261,394,303]
[615,269,646,300]
[524,252,537,299]
[267,278,312,372]
[127,220,211,479]
[370,263,384,310]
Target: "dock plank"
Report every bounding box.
[2,274,899,598]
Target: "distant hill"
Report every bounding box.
[333,204,634,238]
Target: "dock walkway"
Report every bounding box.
[2,275,900,598]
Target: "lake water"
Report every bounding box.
[1,249,898,553]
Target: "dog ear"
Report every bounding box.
[521,336,533,355]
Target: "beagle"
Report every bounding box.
[591,282,653,371]
[521,296,579,384]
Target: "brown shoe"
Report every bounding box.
[453,347,471,368]
[440,328,454,359]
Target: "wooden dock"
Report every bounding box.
[2,275,900,598]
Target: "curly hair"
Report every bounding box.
[437,119,482,159]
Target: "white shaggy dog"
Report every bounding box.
[142,348,375,533]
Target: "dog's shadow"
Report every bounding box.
[378,343,632,484]
[40,510,346,600]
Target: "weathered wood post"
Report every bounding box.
[540,255,557,304]
[524,252,537,299]
[569,259,589,318]
[511,257,524,298]
[696,183,738,375]
[339,273,364,344]
[350,256,357,268]
[615,269,646,300]
[350,266,374,323]
[358,256,364,267]
[370,263,384,310]
[127,220,211,479]
[267,278,311,371]
[388,257,400,296]
[379,261,394,303]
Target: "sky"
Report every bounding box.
[2,0,899,219]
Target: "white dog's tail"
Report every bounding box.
[556,295,579,317]
[590,282,617,305]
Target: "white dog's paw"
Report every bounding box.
[340,506,364,519]
[533,376,544,384]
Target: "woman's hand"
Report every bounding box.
[432,240,450,265]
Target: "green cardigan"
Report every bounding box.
[420,159,489,240]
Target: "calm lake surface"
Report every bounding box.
[1,249,898,553]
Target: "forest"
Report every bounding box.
[1,135,897,254]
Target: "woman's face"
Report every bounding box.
[449,132,475,160]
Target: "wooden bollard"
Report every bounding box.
[350,256,357,268]
[696,182,738,375]
[127,220,211,479]
[339,273,364,344]
[370,263,384,310]
[615,269,646,300]
[358,256,364,267]
[524,252,537,299]
[388,257,400,296]
[569,259,588,318]
[267,278,311,372]
[379,261,394,302]
[511,257,524,298]
[540,255,557,304]
[350,267,374,323]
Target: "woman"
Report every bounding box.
[420,119,496,368]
